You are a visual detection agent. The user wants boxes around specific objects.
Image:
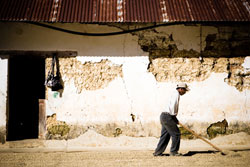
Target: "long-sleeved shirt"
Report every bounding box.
[165,90,180,116]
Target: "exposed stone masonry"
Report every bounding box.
[204,26,250,57]
[131,24,250,91]
[46,58,123,93]
[110,23,250,58]
[43,24,250,139]
[148,57,250,91]
[46,114,70,139]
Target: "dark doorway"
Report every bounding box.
[7,55,45,141]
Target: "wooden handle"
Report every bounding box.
[179,122,225,155]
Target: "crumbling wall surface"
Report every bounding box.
[94,122,161,137]
[46,56,157,123]
[131,24,250,91]
[46,114,88,140]
[45,119,161,139]
[44,24,250,139]
[111,24,219,56]
[46,58,123,93]
[128,24,250,137]
[45,119,250,139]
[148,57,250,91]
[203,26,250,57]
[45,56,165,139]
[46,121,161,139]
[114,24,250,58]
[1,23,248,139]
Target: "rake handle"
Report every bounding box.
[179,122,225,154]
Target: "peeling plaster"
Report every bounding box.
[46,114,70,139]
[148,57,250,91]
[1,23,250,139]
[46,58,123,93]
[127,24,250,91]
[207,119,228,139]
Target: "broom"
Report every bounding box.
[179,122,226,155]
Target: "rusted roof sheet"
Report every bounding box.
[0,0,249,22]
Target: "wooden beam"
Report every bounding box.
[0,50,77,59]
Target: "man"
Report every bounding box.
[153,83,189,156]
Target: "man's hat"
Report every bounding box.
[177,82,190,91]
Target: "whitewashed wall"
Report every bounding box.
[47,58,250,125]
[0,58,7,127]
[0,22,249,134]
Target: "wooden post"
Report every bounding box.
[39,99,46,139]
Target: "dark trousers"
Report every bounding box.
[154,112,181,155]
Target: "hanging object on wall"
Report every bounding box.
[45,55,63,91]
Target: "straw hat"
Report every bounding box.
[177,83,190,91]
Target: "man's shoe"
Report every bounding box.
[170,152,182,156]
[153,153,163,156]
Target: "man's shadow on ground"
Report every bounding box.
[182,150,216,156]
[161,149,250,156]
[183,149,250,156]
[160,150,216,156]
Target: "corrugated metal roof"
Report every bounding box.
[0,0,249,22]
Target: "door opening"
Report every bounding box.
[7,55,45,141]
